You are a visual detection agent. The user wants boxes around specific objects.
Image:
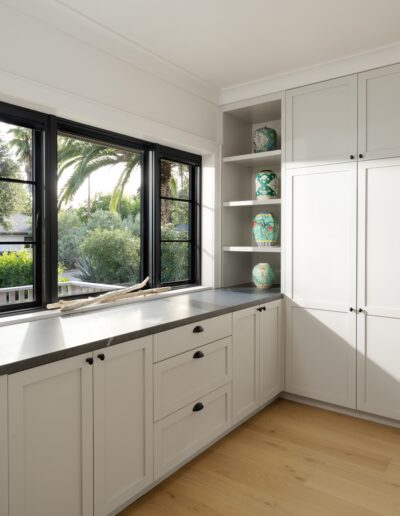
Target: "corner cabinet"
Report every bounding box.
[233,300,283,424]
[8,336,153,516]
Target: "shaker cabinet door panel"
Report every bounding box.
[285,303,356,408]
[358,64,400,160]
[259,300,283,403]
[8,355,93,516]
[286,163,357,311]
[357,315,400,420]
[358,158,400,318]
[232,307,260,423]
[0,375,7,516]
[94,337,153,516]
[286,75,357,167]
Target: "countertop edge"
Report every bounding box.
[0,290,283,376]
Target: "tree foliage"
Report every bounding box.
[77,228,140,284]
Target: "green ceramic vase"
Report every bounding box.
[252,263,275,288]
[255,170,278,199]
[252,211,279,246]
[252,127,277,152]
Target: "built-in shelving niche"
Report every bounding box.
[221,95,283,289]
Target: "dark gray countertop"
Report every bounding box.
[0,287,282,375]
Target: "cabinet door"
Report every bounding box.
[286,75,357,167]
[8,355,93,516]
[0,375,7,516]
[286,302,356,408]
[232,307,259,423]
[286,163,357,312]
[358,64,400,160]
[259,300,283,403]
[357,158,400,419]
[94,337,153,516]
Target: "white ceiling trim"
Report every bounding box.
[220,41,400,106]
[0,0,219,105]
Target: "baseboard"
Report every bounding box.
[280,392,400,429]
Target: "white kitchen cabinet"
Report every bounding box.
[93,337,153,516]
[286,163,357,312]
[356,158,400,419]
[285,162,357,408]
[0,375,7,516]
[358,63,400,161]
[154,384,231,479]
[286,75,358,167]
[232,306,260,423]
[259,300,283,403]
[8,355,94,516]
[233,301,283,423]
[285,302,356,408]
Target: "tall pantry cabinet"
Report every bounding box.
[285,63,400,420]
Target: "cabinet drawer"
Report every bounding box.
[154,384,231,479]
[153,314,232,362]
[154,337,232,421]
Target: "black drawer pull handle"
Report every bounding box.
[193,350,205,359]
[192,402,204,412]
[97,353,105,361]
[193,326,204,333]
[85,357,93,365]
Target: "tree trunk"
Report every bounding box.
[160,160,173,225]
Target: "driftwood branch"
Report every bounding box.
[46,277,170,313]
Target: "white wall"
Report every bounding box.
[0,1,221,287]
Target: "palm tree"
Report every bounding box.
[57,135,142,212]
[7,127,32,179]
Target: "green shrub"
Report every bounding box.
[0,248,32,288]
[58,210,86,268]
[77,228,140,285]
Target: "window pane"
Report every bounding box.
[160,159,190,200]
[161,199,189,241]
[0,244,34,307]
[0,122,33,181]
[57,133,142,297]
[0,182,33,240]
[161,242,189,283]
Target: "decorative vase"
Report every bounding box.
[252,211,279,246]
[252,263,275,288]
[255,170,279,200]
[252,127,277,153]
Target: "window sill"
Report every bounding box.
[0,285,211,328]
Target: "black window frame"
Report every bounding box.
[0,102,48,313]
[154,146,201,288]
[0,101,202,315]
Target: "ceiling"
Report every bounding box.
[56,0,400,90]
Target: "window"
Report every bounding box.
[0,101,201,313]
[0,105,46,312]
[158,153,200,285]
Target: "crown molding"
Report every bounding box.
[220,41,400,105]
[0,0,219,105]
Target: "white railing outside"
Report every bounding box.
[0,281,123,306]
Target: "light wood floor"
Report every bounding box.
[120,400,400,516]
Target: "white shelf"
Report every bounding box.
[223,199,281,207]
[223,149,281,168]
[223,246,281,253]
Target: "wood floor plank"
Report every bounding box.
[120,400,400,516]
